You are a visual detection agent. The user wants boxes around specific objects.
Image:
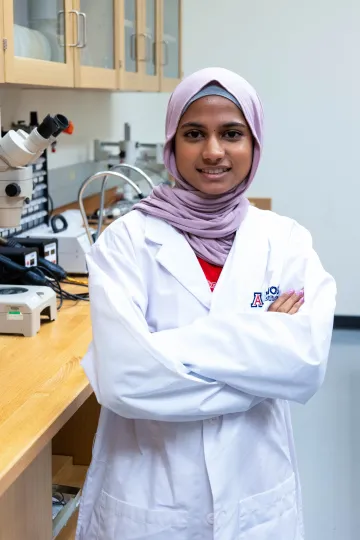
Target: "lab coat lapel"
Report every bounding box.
[210,207,270,314]
[145,216,211,309]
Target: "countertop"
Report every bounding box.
[0,288,92,497]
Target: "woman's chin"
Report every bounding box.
[196,181,240,197]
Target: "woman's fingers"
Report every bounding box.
[278,291,304,313]
[268,290,294,312]
[268,289,304,313]
[288,296,305,314]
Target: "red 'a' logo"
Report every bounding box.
[251,292,264,308]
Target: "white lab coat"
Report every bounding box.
[76,206,336,540]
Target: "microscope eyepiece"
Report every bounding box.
[37,114,69,139]
[52,114,69,137]
[37,115,59,139]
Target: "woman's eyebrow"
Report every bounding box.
[222,121,247,128]
[180,121,247,129]
[179,121,204,129]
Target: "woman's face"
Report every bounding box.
[174,95,254,195]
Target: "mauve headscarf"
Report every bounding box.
[133,67,264,266]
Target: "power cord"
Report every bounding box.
[0,255,89,311]
[36,265,89,310]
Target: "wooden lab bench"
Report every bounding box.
[0,287,101,539]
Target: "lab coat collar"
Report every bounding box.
[145,216,212,309]
[210,207,270,314]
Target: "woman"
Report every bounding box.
[76,67,336,540]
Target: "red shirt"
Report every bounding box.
[197,257,223,292]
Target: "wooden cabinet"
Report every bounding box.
[3,0,75,87]
[119,0,143,90]
[159,0,182,91]
[119,0,181,92]
[72,0,120,90]
[1,0,182,91]
[141,0,162,91]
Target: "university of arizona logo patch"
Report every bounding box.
[251,286,280,308]
[265,285,280,302]
[251,292,264,308]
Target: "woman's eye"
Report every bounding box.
[224,130,243,140]
[184,130,203,140]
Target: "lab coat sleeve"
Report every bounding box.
[151,222,336,404]
[82,224,262,422]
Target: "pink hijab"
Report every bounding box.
[133,67,264,266]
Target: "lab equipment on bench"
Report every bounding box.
[78,170,145,246]
[0,113,69,229]
[0,284,57,337]
[7,236,58,264]
[94,122,164,169]
[17,210,94,275]
[23,167,144,273]
[94,122,166,188]
[0,111,79,277]
[109,163,155,192]
[0,111,86,336]
[0,235,89,336]
[0,245,38,269]
[0,234,66,284]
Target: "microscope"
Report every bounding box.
[0,114,69,336]
[0,113,69,228]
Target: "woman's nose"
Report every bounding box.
[202,136,225,162]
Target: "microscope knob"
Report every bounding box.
[5,183,21,197]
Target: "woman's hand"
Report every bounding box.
[268,290,304,314]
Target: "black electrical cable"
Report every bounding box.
[0,253,48,286]
[48,194,54,215]
[61,290,89,302]
[21,264,64,310]
[33,264,88,309]
[0,236,67,281]
[0,250,89,310]
[51,282,64,310]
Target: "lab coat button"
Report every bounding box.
[216,510,227,529]
[206,513,214,525]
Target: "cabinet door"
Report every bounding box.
[3,0,75,87]
[73,0,119,89]
[140,0,161,91]
[159,0,182,92]
[119,0,143,90]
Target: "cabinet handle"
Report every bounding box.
[152,40,157,66]
[138,33,151,62]
[69,9,81,47]
[160,40,169,66]
[56,10,65,47]
[78,12,87,49]
[130,33,137,60]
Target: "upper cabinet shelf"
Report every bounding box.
[0,0,182,91]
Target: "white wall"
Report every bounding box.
[291,330,360,540]
[182,0,360,316]
[0,87,169,169]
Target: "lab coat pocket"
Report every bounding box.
[97,490,188,540]
[238,474,298,539]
